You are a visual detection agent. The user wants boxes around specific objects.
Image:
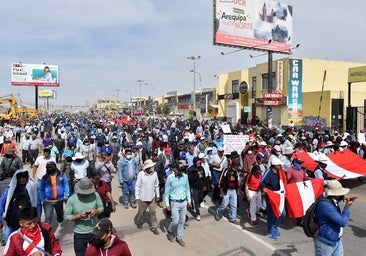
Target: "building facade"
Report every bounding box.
[217,57,366,131]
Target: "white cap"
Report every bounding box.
[271,158,284,166]
[198,153,205,159]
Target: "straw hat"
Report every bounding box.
[325,180,350,196]
[143,159,156,170]
[316,155,328,164]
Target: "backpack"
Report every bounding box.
[5,188,32,228]
[302,197,330,237]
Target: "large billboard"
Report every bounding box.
[288,59,302,120]
[213,0,293,53]
[11,63,59,87]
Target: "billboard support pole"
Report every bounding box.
[35,86,38,110]
[266,51,273,127]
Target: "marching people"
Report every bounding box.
[39,161,69,228]
[70,152,89,181]
[314,180,356,256]
[214,151,241,225]
[95,152,116,191]
[188,156,206,221]
[118,148,139,209]
[3,206,62,256]
[32,147,56,181]
[260,158,287,241]
[165,164,192,247]
[135,159,160,235]
[90,170,116,219]
[209,147,228,202]
[64,177,104,256]
[28,133,41,167]
[244,164,262,226]
[85,218,132,256]
[0,169,39,243]
[0,149,23,192]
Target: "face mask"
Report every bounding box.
[247,150,253,155]
[196,163,201,167]
[232,159,240,167]
[126,155,132,160]
[46,169,56,175]
[93,237,106,247]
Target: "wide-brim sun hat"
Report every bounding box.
[316,155,328,164]
[75,178,95,195]
[143,159,156,170]
[325,180,350,196]
[72,152,85,161]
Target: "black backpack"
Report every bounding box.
[303,197,331,237]
[5,188,32,228]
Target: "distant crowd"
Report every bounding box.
[0,114,361,255]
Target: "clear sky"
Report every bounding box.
[0,0,365,108]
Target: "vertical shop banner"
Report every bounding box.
[288,59,302,119]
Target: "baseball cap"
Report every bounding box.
[92,218,113,238]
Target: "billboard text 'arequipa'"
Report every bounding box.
[213,0,293,53]
[11,63,60,87]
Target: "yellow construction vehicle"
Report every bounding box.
[0,94,40,121]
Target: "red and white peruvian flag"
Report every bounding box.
[266,169,287,219]
[285,179,324,218]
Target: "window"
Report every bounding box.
[232,80,239,93]
[252,77,257,99]
[262,73,276,91]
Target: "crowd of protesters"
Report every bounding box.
[0,113,362,253]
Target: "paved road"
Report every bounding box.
[0,162,365,255]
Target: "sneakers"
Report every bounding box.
[123,204,129,209]
[158,201,164,208]
[200,202,205,208]
[176,238,186,247]
[151,228,159,235]
[273,227,281,237]
[167,231,175,242]
[214,214,222,221]
[229,219,240,225]
[130,202,137,209]
[250,220,259,226]
[196,215,201,221]
[268,230,278,241]
[58,222,64,229]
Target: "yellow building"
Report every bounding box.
[217,57,366,131]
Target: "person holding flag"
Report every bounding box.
[260,158,287,241]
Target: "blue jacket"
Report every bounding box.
[39,170,69,201]
[315,197,350,246]
[117,157,138,183]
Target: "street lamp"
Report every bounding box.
[144,82,154,98]
[189,70,202,91]
[186,56,201,112]
[125,90,132,115]
[136,80,145,109]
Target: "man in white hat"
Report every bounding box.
[260,157,286,240]
[71,152,89,183]
[314,180,356,256]
[314,155,329,185]
[135,159,160,235]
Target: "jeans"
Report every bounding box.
[136,200,158,229]
[21,149,29,164]
[212,170,221,201]
[43,200,64,225]
[314,237,343,256]
[216,189,237,221]
[3,222,17,242]
[122,179,136,205]
[74,232,93,256]
[168,200,187,240]
[265,196,286,233]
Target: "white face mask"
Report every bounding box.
[126,155,132,160]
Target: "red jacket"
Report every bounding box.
[3,222,62,256]
[85,234,132,256]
